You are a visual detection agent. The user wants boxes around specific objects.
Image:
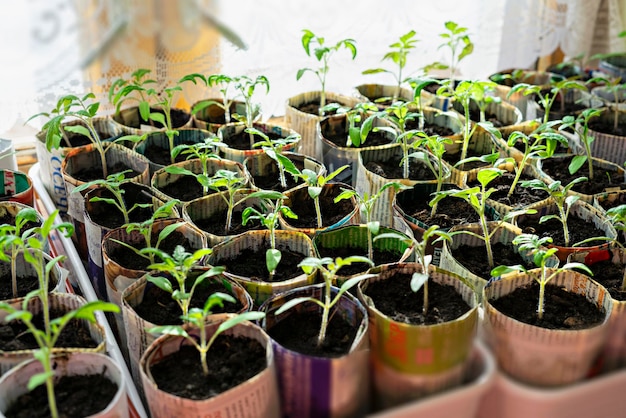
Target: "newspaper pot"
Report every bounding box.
[133,128,215,177]
[279,182,360,238]
[151,156,247,205]
[514,199,617,262]
[243,150,326,193]
[182,189,266,247]
[356,145,451,227]
[35,116,123,214]
[0,249,68,302]
[353,83,421,107]
[587,107,626,166]
[318,112,397,187]
[0,169,34,207]
[482,269,612,386]
[140,315,279,418]
[60,143,150,260]
[122,272,253,389]
[110,105,192,135]
[535,153,626,203]
[532,88,603,122]
[191,98,248,133]
[217,122,301,164]
[83,181,177,301]
[285,90,363,161]
[357,262,478,409]
[312,224,414,287]
[567,247,626,372]
[208,230,317,306]
[102,218,207,359]
[0,352,128,418]
[259,283,369,418]
[0,292,107,376]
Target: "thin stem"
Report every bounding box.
[41,350,59,418]
[317,274,331,347]
[460,97,471,169]
[314,197,323,229]
[402,142,410,179]
[537,279,546,320]
[423,279,429,316]
[200,324,209,375]
[10,250,17,299]
[559,205,570,247]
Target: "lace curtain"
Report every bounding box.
[1,0,624,136]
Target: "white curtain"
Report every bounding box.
[1,0,624,136]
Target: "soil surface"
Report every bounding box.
[69,162,142,183]
[324,129,393,148]
[539,155,626,195]
[517,214,608,247]
[5,373,118,418]
[489,281,606,330]
[248,155,310,192]
[149,336,266,399]
[451,242,533,280]
[87,183,161,229]
[0,308,99,351]
[589,118,626,137]
[464,108,507,128]
[120,107,190,130]
[223,130,283,151]
[364,273,471,325]
[284,186,355,229]
[296,100,340,117]
[0,273,55,301]
[219,244,307,282]
[465,171,549,208]
[443,148,492,171]
[405,120,456,137]
[364,155,437,181]
[133,276,244,325]
[157,175,214,202]
[580,254,626,301]
[536,99,588,121]
[315,245,404,276]
[191,206,263,237]
[267,310,359,357]
[142,146,188,167]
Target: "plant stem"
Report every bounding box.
[559,205,570,247]
[225,192,235,234]
[537,279,546,320]
[460,97,471,170]
[200,324,209,375]
[10,250,17,299]
[314,197,323,229]
[41,349,59,418]
[423,280,429,316]
[317,274,331,347]
[87,121,108,178]
[402,142,410,179]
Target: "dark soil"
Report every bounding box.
[86,183,161,229]
[324,129,393,148]
[579,253,626,301]
[157,175,214,202]
[223,130,283,151]
[536,97,588,121]
[397,192,496,230]
[489,281,606,330]
[267,310,358,357]
[191,206,263,237]
[0,308,99,351]
[142,146,188,167]
[363,273,471,325]
[296,100,340,117]
[466,171,549,208]
[451,242,534,280]
[589,118,626,137]
[249,155,309,192]
[466,108,507,128]
[315,245,404,276]
[149,336,266,400]
[69,162,142,183]
[404,120,456,137]
[284,186,356,229]
[0,213,40,230]
[443,148,492,171]
[133,275,244,325]
[539,155,626,195]
[65,126,113,147]
[121,107,190,130]
[196,101,239,124]
[517,214,608,247]
[219,243,307,282]
[0,273,55,301]
[364,155,437,181]
[106,229,196,271]
[5,373,118,418]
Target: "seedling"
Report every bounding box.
[559,108,603,179]
[241,193,297,280]
[520,177,588,247]
[411,132,453,216]
[148,300,265,375]
[375,224,452,315]
[141,245,225,318]
[247,126,301,189]
[180,73,239,124]
[437,21,474,89]
[297,29,357,115]
[166,136,223,195]
[230,75,270,149]
[275,255,375,347]
[406,76,446,129]
[295,165,350,228]
[72,170,152,226]
[600,203,626,251]
[431,168,536,269]
[326,101,379,147]
[586,75,625,132]
[491,233,591,320]
[362,30,419,102]
[334,182,408,260]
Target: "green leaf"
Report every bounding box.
[215,311,266,334]
[410,272,428,292]
[28,371,54,391]
[275,296,317,316]
[147,275,174,293]
[148,325,189,337]
[568,155,587,175]
[308,186,322,200]
[266,248,282,273]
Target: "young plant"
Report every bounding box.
[247,126,301,189]
[180,73,239,124]
[326,101,379,147]
[559,107,603,179]
[141,245,225,318]
[295,165,350,228]
[230,75,270,150]
[491,233,591,320]
[519,177,588,247]
[437,21,474,88]
[148,299,265,376]
[334,182,408,260]
[411,132,453,216]
[508,78,587,124]
[297,29,358,115]
[72,170,152,226]
[241,193,297,280]
[275,255,375,347]
[586,75,626,132]
[374,224,452,315]
[165,136,223,195]
[430,168,535,269]
[362,30,419,102]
